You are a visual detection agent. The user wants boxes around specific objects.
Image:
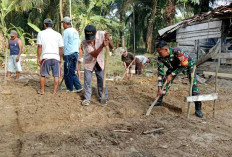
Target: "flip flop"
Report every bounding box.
[37,90,44,95]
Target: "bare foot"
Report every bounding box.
[37,90,45,95]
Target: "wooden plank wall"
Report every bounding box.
[176,20,222,42]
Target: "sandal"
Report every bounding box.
[81,100,90,106]
[37,90,45,95]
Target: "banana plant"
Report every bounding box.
[0,0,17,36]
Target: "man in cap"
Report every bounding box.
[61,16,82,92]
[134,55,151,75]
[7,30,23,81]
[36,18,64,94]
[82,25,113,106]
[121,49,135,80]
[155,40,203,118]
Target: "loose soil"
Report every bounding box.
[0,69,232,157]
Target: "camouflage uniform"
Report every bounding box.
[157,47,200,96]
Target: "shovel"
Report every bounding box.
[101,46,110,104]
[146,81,167,116]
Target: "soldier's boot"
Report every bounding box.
[195,101,203,118]
[154,96,163,106]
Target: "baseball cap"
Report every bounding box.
[84,25,96,41]
[156,40,168,48]
[61,16,72,23]
[44,18,53,24]
[10,30,17,37]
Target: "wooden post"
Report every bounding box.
[213,65,218,118]
[101,46,109,102]
[4,38,8,83]
[187,65,196,118]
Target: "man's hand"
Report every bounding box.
[37,58,41,65]
[166,74,173,83]
[103,40,109,47]
[157,87,163,97]
[16,56,20,62]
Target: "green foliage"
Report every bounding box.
[27,22,41,33]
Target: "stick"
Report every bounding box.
[213,65,218,118]
[101,46,109,103]
[58,76,64,90]
[4,38,8,83]
[142,128,164,135]
[121,64,132,81]
[113,130,132,133]
[146,81,167,116]
[187,65,196,118]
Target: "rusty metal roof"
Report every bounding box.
[158,2,232,41]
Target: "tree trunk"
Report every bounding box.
[0,30,6,54]
[164,0,176,26]
[119,11,124,48]
[146,0,158,53]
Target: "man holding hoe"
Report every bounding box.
[155,40,203,118]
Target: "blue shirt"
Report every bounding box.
[63,27,80,56]
[9,38,19,55]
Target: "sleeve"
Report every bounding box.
[157,58,165,87]
[142,57,147,64]
[76,31,81,49]
[36,32,42,45]
[63,31,68,49]
[170,48,189,76]
[121,55,125,62]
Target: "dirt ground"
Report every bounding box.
[0,69,232,157]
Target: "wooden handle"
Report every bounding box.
[187,65,196,118]
[102,46,109,99]
[146,81,167,116]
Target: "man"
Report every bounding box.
[37,18,64,94]
[61,16,82,92]
[121,50,135,80]
[135,55,150,75]
[155,40,203,118]
[82,25,113,106]
[7,30,23,81]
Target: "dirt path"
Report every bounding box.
[0,74,232,157]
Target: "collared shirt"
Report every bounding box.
[135,55,147,64]
[63,27,80,55]
[37,28,64,61]
[83,31,105,71]
[157,47,196,87]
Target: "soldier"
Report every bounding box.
[155,40,203,118]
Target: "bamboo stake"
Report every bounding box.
[4,38,8,83]
[101,46,109,104]
[146,81,167,116]
[187,65,196,118]
[213,64,218,118]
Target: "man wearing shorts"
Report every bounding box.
[36,18,64,94]
[7,30,23,81]
[121,49,135,80]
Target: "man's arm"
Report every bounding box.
[129,57,136,67]
[16,39,23,62]
[141,62,145,73]
[37,45,42,65]
[123,61,127,70]
[89,40,110,58]
[59,47,63,61]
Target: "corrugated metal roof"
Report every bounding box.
[158,2,232,41]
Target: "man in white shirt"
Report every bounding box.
[36,18,64,94]
[135,55,150,75]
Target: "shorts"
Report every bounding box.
[129,65,135,74]
[7,55,22,72]
[40,59,61,77]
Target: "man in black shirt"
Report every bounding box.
[121,49,135,80]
